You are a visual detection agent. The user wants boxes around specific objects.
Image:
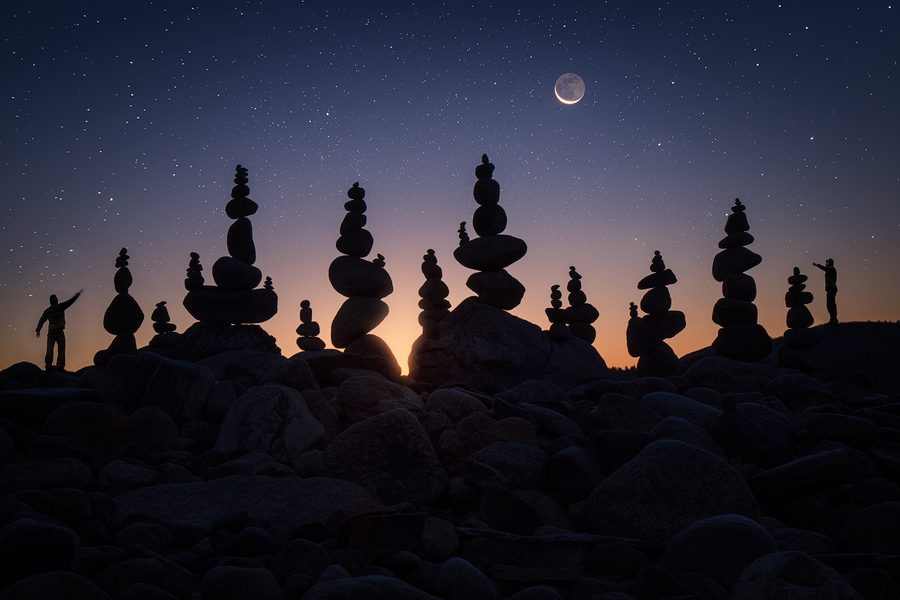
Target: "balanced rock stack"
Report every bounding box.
[94,248,144,366]
[626,250,686,376]
[544,284,569,339]
[416,249,451,340]
[408,249,454,382]
[453,154,527,310]
[295,300,326,351]
[564,266,599,343]
[328,182,395,361]
[148,300,180,348]
[711,198,772,362]
[183,165,277,324]
[779,267,825,372]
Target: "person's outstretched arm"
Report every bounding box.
[57,290,83,311]
[36,311,48,337]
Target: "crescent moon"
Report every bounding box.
[555,73,585,105]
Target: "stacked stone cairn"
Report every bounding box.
[779,267,825,372]
[295,300,326,351]
[453,154,527,310]
[408,249,454,380]
[183,165,277,324]
[416,249,451,340]
[148,300,180,348]
[328,182,395,361]
[564,266,599,343]
[544,284,569,339]
[711,198,772,361]
[94,248,144,366]
[626,250,686,376]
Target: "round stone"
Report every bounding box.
[640,287,672,315]
[335,229,374,258]
[473,178,500,205]
[637,269,677,290]
[712,298,758,327]
[331,297,389,348]
[786,305,814,329]
[328,256,393,299]
[453,235,527,271]
[712,247,762,282]
[225,196,258,219]
[723,273,757,302]
[212,256,263,291]
[465,269,525,310]
[472,203,507,236]
[227,217,256,264]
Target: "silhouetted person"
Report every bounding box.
[36,290,82,370]
[813,259,838,325]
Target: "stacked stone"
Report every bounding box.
[183,165,277,324]
[453,154,527,310]
[408,250,454,381]
[296,300,326,351]
[328,182,395,360]
[626,250,686,376]
[565,266,599,343]
[416,249,451,340]
[711,198,772,362]
[779,267,825,372]
[148,300,181,349]
[545,284,569,340]
[94,248,144,366]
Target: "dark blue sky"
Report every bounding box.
[3,1,898,370]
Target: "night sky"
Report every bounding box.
[3,1,898,373]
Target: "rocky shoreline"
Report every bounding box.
[1,321,899,599]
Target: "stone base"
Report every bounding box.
[778,345,826,373]
[94,332,137,367]
[183,286,277,325]
[637,342,679,378]
[409,297,607,391]
[712,323,772,363]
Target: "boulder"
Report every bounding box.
[215,384,325,462]
[684,355,780,393]
[750,449,847,498]
[594,393,664,432]
[337,376,422,425]
[586,440,760,541]
[42,401,132,450]
[302,575,441,600]
[440,557,496,600]
[664,514,778,589]
[650,416,725,458]
[114,475,373,528]
[718,401,796,468]
[0,519,80,586]
[321,409,447,505]
[731,551,863,600]
[200,566,282,600]
[0,572,111,600]
[0,457,94,493]
[839,501,900,554]
[122,353,216,424]
[641,392,721,435]
[426,388,489,423]
[466,442,549,490]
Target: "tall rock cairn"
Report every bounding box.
[711,198,772,361]
[296,300,326,351]
[149,300,180,348]
[565,266,599,343]
[779,267,825,372]
[626,250,686,376]
[94,248,144,365]
[408,249,454,381]
[545,284,569,339]
[328,182,395,359]
[453,154,528,310]
[183,165,277,324]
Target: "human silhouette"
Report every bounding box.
[36,290,82,370]
[812,258,838,325]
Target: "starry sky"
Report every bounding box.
[3,1,898,373]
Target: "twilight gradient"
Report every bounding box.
[2,2,898,372]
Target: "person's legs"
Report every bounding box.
[44,334,54,370]
[826,288,838,324]
[56,330,66,370]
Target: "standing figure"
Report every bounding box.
[36,290,83,371]
[813,258,838,325]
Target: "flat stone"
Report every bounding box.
[328,256,393,299]
[453,235,527,271]
[712,247,762,282]
[183,287,278,325]
[466,269,525,310]
[331,297,389,348]
[211,256,262,291]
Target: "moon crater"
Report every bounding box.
[555,73,585,104]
